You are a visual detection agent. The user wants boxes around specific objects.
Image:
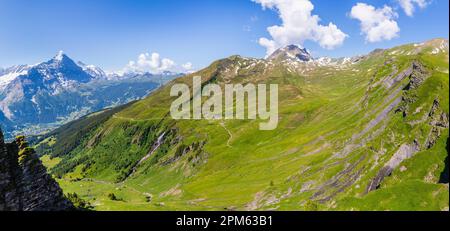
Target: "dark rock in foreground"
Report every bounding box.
[0,129,73,211]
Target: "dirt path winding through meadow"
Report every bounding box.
[112,115,164,122]
[220,122,233,148]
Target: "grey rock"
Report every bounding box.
[0,129,73,211]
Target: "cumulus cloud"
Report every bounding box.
[253,0,348,56]
[397,0,429,16]
[123,52,193,74]
[350,3,400,43]
[181,62,193,70]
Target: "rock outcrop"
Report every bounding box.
[366,142,420,193]
[0,129,73,211]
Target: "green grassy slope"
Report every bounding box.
[37,39,449,211]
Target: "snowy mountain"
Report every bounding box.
[262,44,366,73]
[0,52,180,138]
[0,65,33,92]
[267,45,313,62]
[77,61,108,79]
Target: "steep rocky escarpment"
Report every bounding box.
[0,129,73,211]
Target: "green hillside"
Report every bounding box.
[37,39,449,211]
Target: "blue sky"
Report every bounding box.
[0,0,448,72]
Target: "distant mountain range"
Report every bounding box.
[0,52,182,138]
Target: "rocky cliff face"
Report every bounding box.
[0,129,73,211]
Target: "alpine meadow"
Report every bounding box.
[0,0,448,213]
[32,39,449,211]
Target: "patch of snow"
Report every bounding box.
[0,67,29,90]
[431,48,441,55]
[78,61,107,79]
[54,50,65,61]
[440,40,449,50]
[390,50,399,55]
[341,57,351,65]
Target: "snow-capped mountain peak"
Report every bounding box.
[54,50,65,61]
[267,45,313,62]
[77,61,107,79]
[0,51,182,137]
[0,65,32,91]
[34,52,94,84]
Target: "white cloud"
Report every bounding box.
[350,3,400,43]
[253,0,348,56]
[123,52,193,74]
[182,62,193,70]
[397,0,429,17]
